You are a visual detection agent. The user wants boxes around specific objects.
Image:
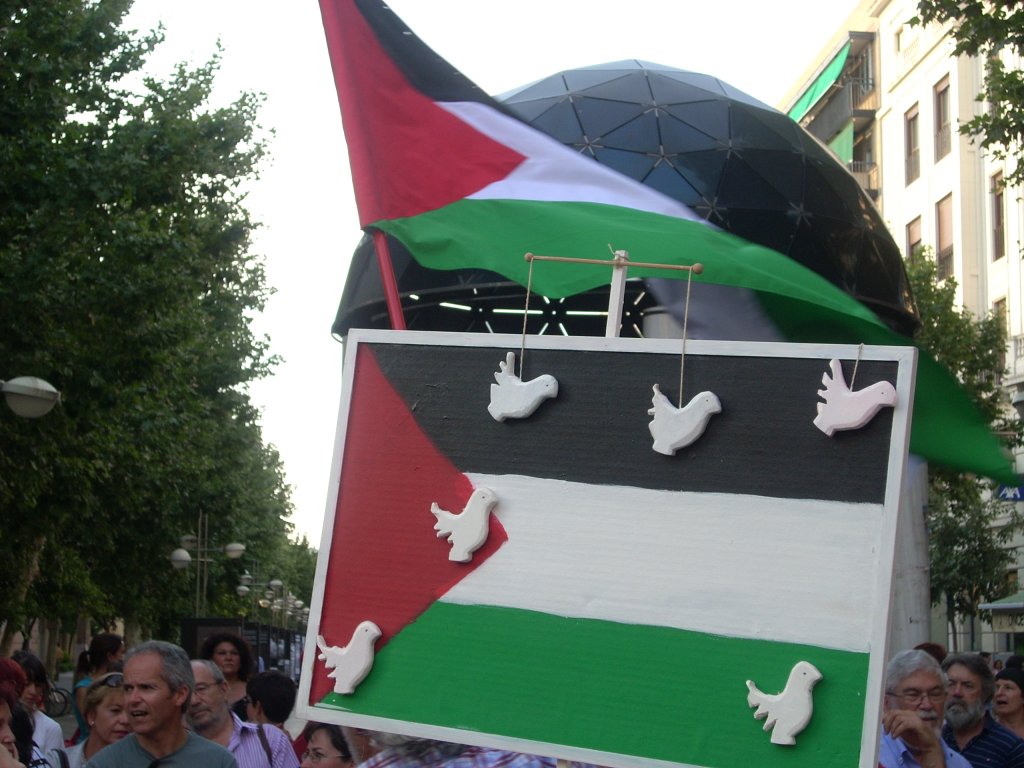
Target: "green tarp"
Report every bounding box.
[829,122,854,164]
[789,41,851,122]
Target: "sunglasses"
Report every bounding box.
[87,672,124,692]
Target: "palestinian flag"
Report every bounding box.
[303,330,912,768]
[318,0,1011,483]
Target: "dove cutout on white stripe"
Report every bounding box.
[488,352,558,422]
[317,621,381,695]
[431,487,498,563]
[813,358,897,436]
[746,660,822,746]
[647,384,721,456]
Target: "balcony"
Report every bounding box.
[848,161,879,198]
[803,78,878,146]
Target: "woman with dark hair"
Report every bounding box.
[71,634,123,743]
[995,667,1024,739]
[298,724,353,768]
[0,659,39,767]
[0,671,26,768]
[10,653,61,757]
[199,633,254,719]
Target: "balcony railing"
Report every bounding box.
[935,124,951,160]
[906,149,920,185]
[936,245,954,280]
[848,161,879,194]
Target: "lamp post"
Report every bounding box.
[169,511,245,616]
[1,376,60,418]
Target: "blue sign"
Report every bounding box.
[998,485,1024,501]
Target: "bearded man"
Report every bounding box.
[941,653,1024,768]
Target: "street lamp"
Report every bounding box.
[169,511,245,616]
[1,376,60,418]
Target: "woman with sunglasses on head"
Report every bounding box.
[48,673,130,768]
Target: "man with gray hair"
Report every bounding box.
[880,649,971,768]
[188,660,297,768]
[85,641,236,768]
[941,653,1024,768]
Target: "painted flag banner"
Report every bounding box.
[318,0,1011,483]
[299,329,915,768]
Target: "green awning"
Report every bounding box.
[788,41,851,122]
[829,122,854,164]
[980,591,1024,613]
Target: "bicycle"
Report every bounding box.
[43,685,72,718]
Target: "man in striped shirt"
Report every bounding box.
[189,661,298,768]
[941,653,1024,768]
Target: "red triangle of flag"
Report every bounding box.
[311,344,507,703]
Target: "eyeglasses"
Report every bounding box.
[301,749,346,764]
[88,673,124,692]
[888,687,946,704]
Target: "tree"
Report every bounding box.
[914,0,1024,189]
[0,0,300,646]
[906,251,1022,648]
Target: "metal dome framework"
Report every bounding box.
[334,60,916,339]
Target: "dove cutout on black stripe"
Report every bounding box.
[647,384,722,456]
[488,352,558,422]
[813,358,897,436]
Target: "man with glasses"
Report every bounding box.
[188,660,298,768]
[941,653,1024,768]
[881,649,971,768]
[85,641,236,768]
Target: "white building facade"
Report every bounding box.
[784,0,1024,652]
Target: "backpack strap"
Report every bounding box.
[257,724,274,767]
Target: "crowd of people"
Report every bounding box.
[6,633,1024,768]
[0,632,585,768]
[882,643,1024,768]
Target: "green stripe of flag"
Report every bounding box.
[315,602,868,768]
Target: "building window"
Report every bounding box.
[906,104,920,184]
[934,77,951,160]
[936,194,953,279]
[906,216,922,258]
[993,172,1005,260]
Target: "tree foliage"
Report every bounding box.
[915,0,1024,188]
[906,252,1022,643]
[0,0,310,645]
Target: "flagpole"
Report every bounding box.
[373,230,407,330]
[605,250,629,338]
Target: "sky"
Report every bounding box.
[123,0,861,547]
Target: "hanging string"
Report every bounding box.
[678,267,695,405]
[519,256,536,378]
[850,342,864,390]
